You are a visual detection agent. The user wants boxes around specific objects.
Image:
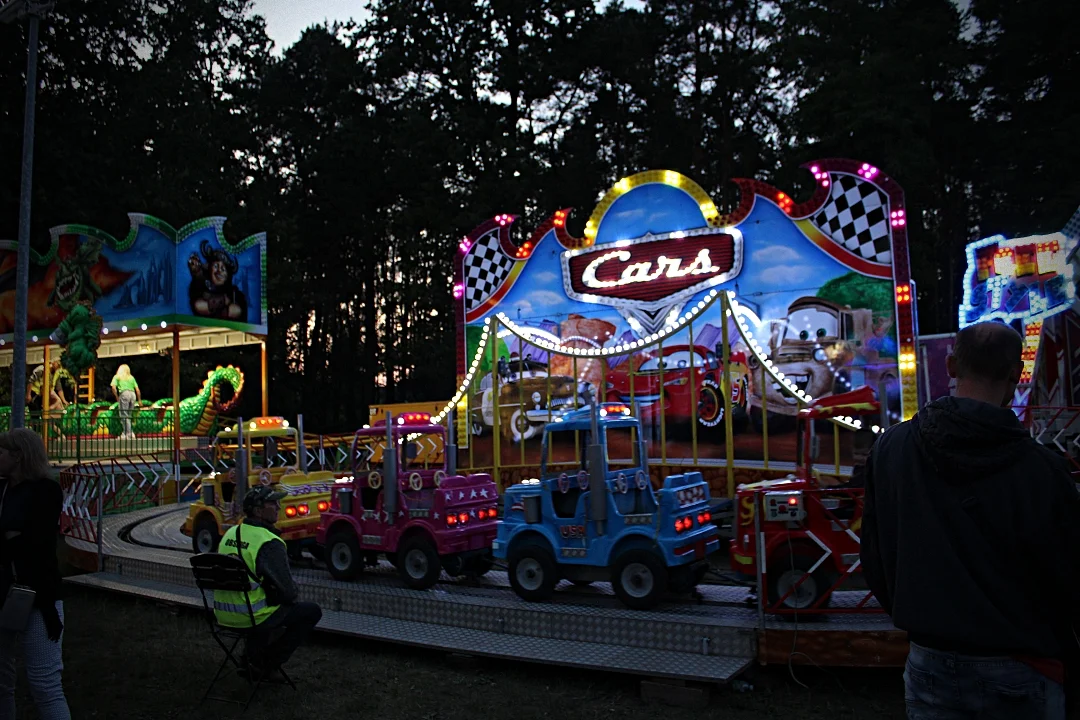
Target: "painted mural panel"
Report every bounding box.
[175,220,266,331]
[452,162,917,468]
[0,214,267,341]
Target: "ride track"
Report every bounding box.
[65,503,907,683]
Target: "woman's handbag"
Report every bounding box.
[0,581,35,632]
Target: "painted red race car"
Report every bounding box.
[606,344,750,432]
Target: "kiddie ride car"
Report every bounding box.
[729,387,880,611]
[494,399,721,610]
[182,416,335,557]
[317,412,499,590]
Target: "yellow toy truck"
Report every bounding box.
[181,416,335,557]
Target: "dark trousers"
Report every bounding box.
[905,642,1065,719]
[245,602,322,669]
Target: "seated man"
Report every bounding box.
[214,485,323,676]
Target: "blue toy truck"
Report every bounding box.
[492,400,720,610]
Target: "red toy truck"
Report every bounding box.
[729,387,881,611]
[316,412,498,590]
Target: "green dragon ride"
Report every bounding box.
[0,365,244,437]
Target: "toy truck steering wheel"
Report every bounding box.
[433,470,446,487]
[576,470,589,490]
[409,472,423,491]
[258,469,272,487]
[558,473,570,494]
[635,470,649,491]
[615,473,628,494]
[368,471,383,489]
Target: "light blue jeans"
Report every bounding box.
[0,601,70,720]
[905,641,1066,719]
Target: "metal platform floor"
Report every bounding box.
[66,504,900,682]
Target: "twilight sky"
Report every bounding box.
[252,0,369,54]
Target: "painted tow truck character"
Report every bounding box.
[317,412,498,590]
[729,387,879,610]
[182,416,334,556]
[494,398,720,610]
[754,297,870,414]
[606,344,750,432]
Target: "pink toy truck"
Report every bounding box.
[316,411,498,590]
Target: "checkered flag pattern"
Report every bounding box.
[813,174,892,264]
[464,231,515,311]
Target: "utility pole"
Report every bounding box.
[2,0,54,428]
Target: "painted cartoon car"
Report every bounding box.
[181,416,334,556]
[751,297,868,414]
[606,344,750,432]
[470,366,586,442]
[493,400,721,610]
[730,388,879,610]
[317,412,498,590]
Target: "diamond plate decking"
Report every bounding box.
[65,502,907,678]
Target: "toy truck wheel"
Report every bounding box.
[192,514,220,554]
[441,554,466,577]
[466,555,494,577]
[397,536,442,590]
[767,553,833,611]
[508,540,557,602]
[326,529,363,581]
[611,549,668,610]
[668,563,708,594]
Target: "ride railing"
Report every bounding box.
[1018,405,1080,473]
[746,486,882,618]
[21,409,219,462]
[57,454,178,569]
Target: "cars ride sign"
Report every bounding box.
[562,227,742,307]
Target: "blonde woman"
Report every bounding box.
[0,429,70,720]
[110,364,141,439]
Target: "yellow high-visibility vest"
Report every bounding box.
[213,522,283,628]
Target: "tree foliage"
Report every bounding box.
[0,0,1075,427]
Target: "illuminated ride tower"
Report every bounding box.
[957,206,1080,418]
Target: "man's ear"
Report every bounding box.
[946,354,958,379]
[1008,360,1023,386]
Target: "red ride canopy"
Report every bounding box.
[798,386,880,420]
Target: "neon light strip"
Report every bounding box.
[432,319,492,426]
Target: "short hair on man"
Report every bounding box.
[951,322,1023,382]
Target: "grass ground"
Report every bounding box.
[12,587,907,720]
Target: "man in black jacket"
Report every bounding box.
[861,321,1078,719]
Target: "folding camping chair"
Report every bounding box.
[189,553,296,711]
